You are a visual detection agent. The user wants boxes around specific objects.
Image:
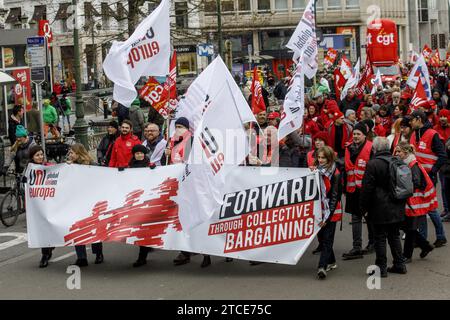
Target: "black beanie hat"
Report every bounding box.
[362,119,375,131]
[109,120,119,130]
[400,116,412,128]
[132,144,149,155]
[354,122,368,136]
[175,117,189,129]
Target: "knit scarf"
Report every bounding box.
[317,163,336,222]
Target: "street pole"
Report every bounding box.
[216,0,223,57]
[37,85,47,162]
[72,0,89,149]
[91,25,97,89]
[22,86,27,130]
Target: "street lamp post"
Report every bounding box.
[216,0,223,57]
[72,0,89,149]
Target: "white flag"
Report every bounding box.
[178,80,250,231]
[340,59,360,101]
[407,54,432,100]
[371,69,383,95]
[286,0,318,79]
[278,59,305,141]
[103,0,170,107]
[173,56,257,135]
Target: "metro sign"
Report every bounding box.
[197,43,214,57]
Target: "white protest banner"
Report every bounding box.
[103,0,170,107]
[407,54,432,100]
[177,80,250,231]
[278,60,305,141]
[286,0,318,79]
[26,164,322,265]
[173,56,256,135]
[340,58,360,101]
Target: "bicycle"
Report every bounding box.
[0,172,25,227]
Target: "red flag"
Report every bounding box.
[355,57,374,97]
[422,45,433,61]
[410,79,429,113]
[339,55,352,80]
[446,52,450,65]
[333,68,346,102]
[430,50,441,68]
[139,52,177,118]
[324,48,338,68]
[251,67,266,114]
[38,20,53,46]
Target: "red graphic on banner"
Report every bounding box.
[333,68,346,102]
[422,45,433,61]
[208,201,315,253]
[251,67,266,115]
[430,50,441,68]
[324,48,338,68]
[367,19,398,65]
[355,58,374,97]
[64,178,181,247]
[410,79,429,113]
[38,20,53,44]
[11,69,32,111]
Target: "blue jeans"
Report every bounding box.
[418,210,447,241]
[439,172,448,212]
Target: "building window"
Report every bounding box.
[177,53,197,76]
[238,0,251,11]
[175,1,188,28]
[439,34,446,49]
[31,5,47,21]
[418,0,429,22]
[292,0,305,10]
[345,0,358,9]
[275,0,288,11]
[205,0,217,14]
[222,1,234,12]
[327,0,341,10]
[258,0,271,12]
[5,7,21,24]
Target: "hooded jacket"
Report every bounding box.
[109,133,141,168]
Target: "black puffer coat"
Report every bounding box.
[359,151,406,225]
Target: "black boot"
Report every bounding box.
[173,252,190,266]
[201,255,211,268]
[74,258,88,267]
[95,253,104,264]
[387,265,407,274]
[420,244,434,258]
[39,255,50,268]
[342,249,364,260]
[133,259,147,267]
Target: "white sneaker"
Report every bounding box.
[326,263,338,272]
[402,233,406,240]
[317,268,327,279]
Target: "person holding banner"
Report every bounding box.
[142,123,167,166]
[109,120,142,168]
[28,145,55,268]
[67,144,104,267]
[315,146,343,279]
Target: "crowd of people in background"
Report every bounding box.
[4,58,450,281]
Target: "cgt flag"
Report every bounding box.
[333,67,346,102]
[139,52,177,118]
[103,0,170,107]
[278,57,305,141]
[324,48,338,68]
[410,79,429,113]
[251,67,266,114]
[355,58,373,97]
[286,0,318,79]
[339,55,352,80]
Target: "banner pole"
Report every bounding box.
[23,86,27,130]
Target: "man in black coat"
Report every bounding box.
[360,137,407,277]
[339,89,361,114]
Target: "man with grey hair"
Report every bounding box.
[360,137,407,277]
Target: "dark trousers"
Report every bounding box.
[373,223,404,271]
[352,214,375,250]
[137,246,151,261]
[75,243,103,259]
[404,230,431,259]
[41,247,54,256]
[318,221,337,269]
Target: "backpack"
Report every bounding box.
[378,156,414,200]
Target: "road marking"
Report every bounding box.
[0,232,27,251]
[0,250,39,268]
[50,248,90,263]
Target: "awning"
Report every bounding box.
[0,71,17,85]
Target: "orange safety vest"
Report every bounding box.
[410,129,439,173]
[405,160,438,217]
[345,141,373,193]
[323,169,342,222]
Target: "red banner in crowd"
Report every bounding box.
[251,67,266,114]
[367,19,398,65]
[446,52,450,65]
[324,48,338,68]
[430,50,441,68]
[422,45,433,61]
[333,68,346,102]
[339,55,352,80]
[355,57,374,97]
[11,69,32,111]
[38,20,52,46]
[410,79,429,113]
[140,52,177,118]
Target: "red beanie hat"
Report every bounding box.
[331,110,344,122]
[439,109,450,121]
[313,131,330,145]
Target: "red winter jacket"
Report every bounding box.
[109,133,141,168]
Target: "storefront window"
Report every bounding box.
[260,30,293,51]
[3,46,27,68]
[177,53,197,76]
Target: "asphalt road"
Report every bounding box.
[1,209,450,300]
